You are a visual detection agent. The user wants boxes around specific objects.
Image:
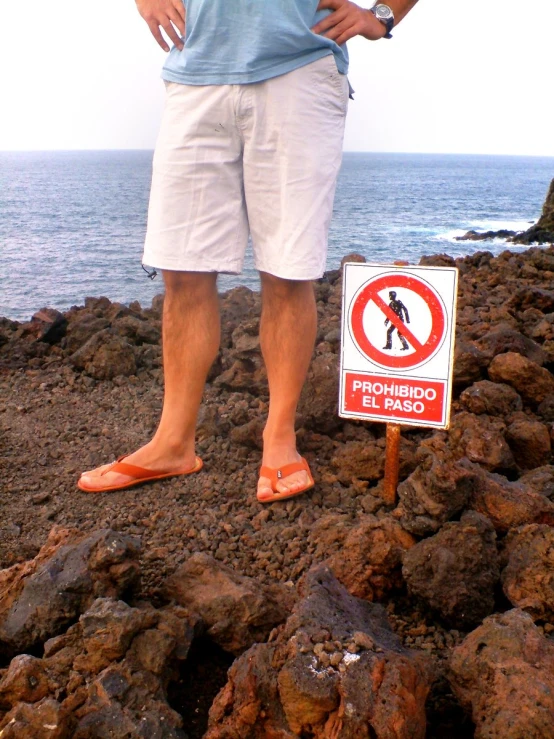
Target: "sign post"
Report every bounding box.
[340,262,458,504]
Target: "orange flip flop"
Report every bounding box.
[77,454,203,494]
[257,457,315,504]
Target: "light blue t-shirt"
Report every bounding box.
[162,0,349,86]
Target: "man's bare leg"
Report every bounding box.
[257,273,317,500]
[79,271,219,489]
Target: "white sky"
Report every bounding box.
[1,0,553,155]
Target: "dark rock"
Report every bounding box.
[501,524,554,620]
[448,609,554,739]
[298,353,340,434]
[453,340,488,390]
[509,285,554,313]
[164,552,294,655]
[70,329,136,380]
[330,437,417,485]
[0,598,197,739]
[310,514,416,601]
[464,460,554,532]
[0,528,140,660]
[459,380,522,417]
[518,465,554,498]
[454,229,518,242]
[206,566,432,739]
[448,411,515,472]
[394,446,475,536]
[419,253,456,266]
[513,178,554,245]
[537,393,554,422]
[30,309,68,344]
[505,418,551,469]
[476,328,546,366]
[402,511,499,629]
[111,315,161,346]
[488,352,554,406]
[62,314,110,354]
[0,697,73,738]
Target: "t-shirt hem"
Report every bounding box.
[162,49,347,86]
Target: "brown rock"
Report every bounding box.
[488,351,554,405]
[298,353,340,434]
[448,609,554,739]
[0,655,50,709]
[164,552,294,655]
[394,447,475,536]
[0,598,198,739]
[29,308,68,344]
[0,697,74,738]
[459,380,522,417]
[0,528,140,660]
[206,566,432,739]
[505,418,552,469]
[518,465,554,498]
[501,524,554,620]
[476,328,546,366]
[70,329,136,380]
[464,461,554,532]
[62,313,110,354]
[330,437,416,485]
[453,340,488,390]
[402,511,499,629]
[448,412,515,472]
[310,514,416,601]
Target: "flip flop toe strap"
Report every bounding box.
[102,460,160,479]
[259,458,311,490]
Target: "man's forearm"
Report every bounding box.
[387,0,419,28]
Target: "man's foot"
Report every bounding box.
[257,442,313,502]
[78,439,198,492]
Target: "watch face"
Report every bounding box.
[375,4,393,21]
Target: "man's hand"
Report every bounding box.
[312,0,387,45]
[135,0,185,52]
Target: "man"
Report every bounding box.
[383,290,410,351]
[78,0,419,502]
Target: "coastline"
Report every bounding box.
[1,242,554,737]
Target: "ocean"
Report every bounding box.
[1,151,552,322]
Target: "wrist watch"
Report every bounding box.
[370,3,395,39]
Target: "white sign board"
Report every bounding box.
[339,263,458,429]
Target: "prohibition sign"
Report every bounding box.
[350,273,446,370]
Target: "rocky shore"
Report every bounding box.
[456,177,554,246]
[1,239,554,738]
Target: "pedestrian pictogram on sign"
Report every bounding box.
[349,273,447,371]
[340,263,458,429]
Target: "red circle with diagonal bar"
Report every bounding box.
[350,273,446,370]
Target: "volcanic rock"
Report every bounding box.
[513,178,554,245]
[0,528,140,660]
[298,353,340,434]
[459,380,522,417]
[464,461,554,532]
[205,566,432,739]
[0,597,198,739]
[330,437,417,485]
[70,329,137,380]
[448,411,515,472]
[394,446,476,536]
[453,340,488,390]
[505,418,552,469]
[309,514,416,601]
[518,465,554,497]
[164,552,294,655]
[476,328,546,366]
[402,511,499,629]
[488,351,554,406]
[29,308,68,344]
[448,609,554,739]
[501,524,554,620]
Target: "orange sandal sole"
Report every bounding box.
[77,454,203,494]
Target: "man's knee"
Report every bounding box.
[260,272,314,304]
[162,270,218,301]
